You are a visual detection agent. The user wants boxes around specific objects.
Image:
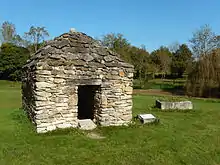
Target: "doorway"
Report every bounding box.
[77,85,100,120]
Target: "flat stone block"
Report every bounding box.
[156,100,193,110]
[78,119,97,130]
[138,114,157,124]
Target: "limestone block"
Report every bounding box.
[36,82,56,89]
[35,96,48,101]
[78,119,97,130]
[104,55,113,62]
[36,70,51,75]
[124,86,133,94]
[54,78,65,84]
[156,100,193,110]
[127,72,133,78]
[36,101,55,107]
[36,127,47,133]
[138,114,157,124]
[35,91,52,97]
[56,123,72,129]
[121,95,132,100]
[120,114,132,121]
[47,125,56,131]
[82,53,94,62]
[101,95,108,105]
[56,103,68,107]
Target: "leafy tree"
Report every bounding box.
[24,26,49,53]
[130,46,150,80]
[171,44,193,77]
[101,33,131,62]
[0,21,16,43]
[101,33,129,50]
[0,43,30,81]
[100,33,152,87]
[151,46,172,78]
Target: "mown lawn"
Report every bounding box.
[0,81,220,165]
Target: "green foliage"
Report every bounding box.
[171,44,193,77]
[0,43,30,81]
[101,33,152,84]
[133,78,185,90]
[154,96,188,102]
[151,46,172,78]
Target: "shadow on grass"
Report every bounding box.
[161,85,186,96]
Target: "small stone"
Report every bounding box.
[104,55,113,62]
[82,53,94,62]
[119,71,125,77]
[87,132,106,139]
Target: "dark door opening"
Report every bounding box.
[77,85,100,120]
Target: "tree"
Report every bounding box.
[101,33,129,50]
[171,44,193,77]
[0,43,30,81]
[189,24,220,58]
[151,46,172,78]
[187,25,220,97]
[0,21,16,43]
[186,49,220,97]
[101,33,131,62]
[24,26,49,53]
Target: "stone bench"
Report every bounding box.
[156,100,193,110]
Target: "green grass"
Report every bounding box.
[133,78,185,90]
[153,96,188,102]
[0,81,220,165]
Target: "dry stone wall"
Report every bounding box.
[22,32,134,133]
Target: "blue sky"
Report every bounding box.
[0,0,219,52]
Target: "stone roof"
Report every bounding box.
[24,31,133,69]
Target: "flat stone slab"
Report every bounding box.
[78,119,97,130]
[138,114,157,124]
[87,132,106,139]
[156,100,193,110]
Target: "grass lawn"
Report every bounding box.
[133,78,185,90]
[0,81,220,165]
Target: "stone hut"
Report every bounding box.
[22,31,134,133]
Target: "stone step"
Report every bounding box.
[78,119,97,130]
